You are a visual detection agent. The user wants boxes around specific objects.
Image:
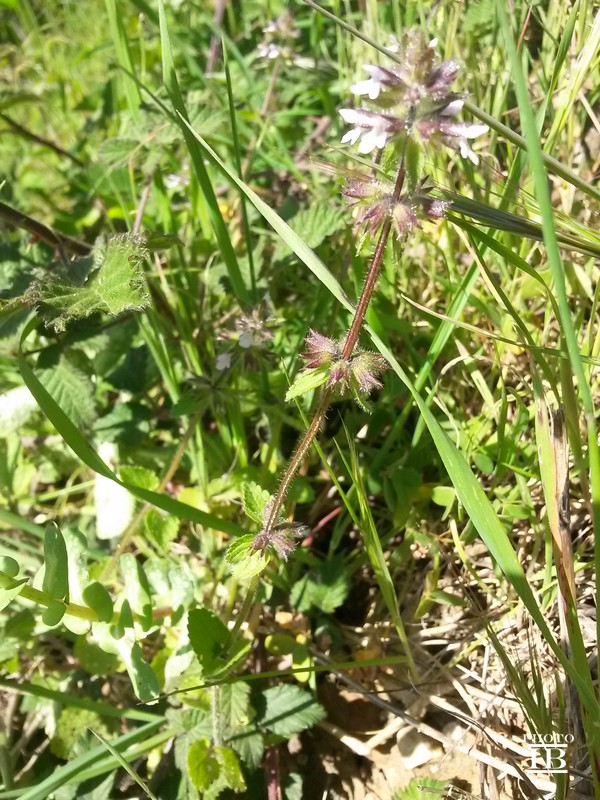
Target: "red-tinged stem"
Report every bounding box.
[263,389,332,533]
[263,158,407,534]
[341,163,406,358]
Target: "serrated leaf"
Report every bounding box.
[186,739,246,796]
[187,739,220,791]
[214,746,245,793]
[285,367,329,402]
[228,729,264,772]
[120,553,153,630]
[258,685,325,738]
[225,534,269,582]
[25,235,150,332]
[290,557,349,614]
[274,205,344,259]
[36,349,96,429]
[187,608,228,674]
[242,482,271,524]
[82,582,114,623]
[43,524,69,601]
[219,682,252,735]
[119,465,159,491]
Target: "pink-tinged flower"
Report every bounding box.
[339,29,488,162]
[235,308,274,349]
[252,503,309,561]
[302,329,340,368]
[257,42,281,60]
[339,108,404,154]
[342,175,449,237]
[256,11,299,64]
[300,329,389,399]
[342,177,394,234]
[327,359,352,392]
[415,120,489,164]
[350,352,388,393]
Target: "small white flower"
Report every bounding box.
[341,127,362,146]
[460,123,489,138]
[429,38,438,49]
[358,126,389,154]
[257,42,281,60]
[440,98,464,116]
[350,78,382,100]
[457,124,488,164]
[458,140,479,164]
[339,108,394,154]
[216,352,233,371]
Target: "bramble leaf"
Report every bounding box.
[258,684,325,738]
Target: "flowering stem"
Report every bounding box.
[263,389,332,533]
[341,161,406,358]
[262,153,408,533]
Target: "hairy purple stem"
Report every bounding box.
[263,157,407,534]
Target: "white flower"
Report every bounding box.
[257,42,281,60]
[339,108,395,154]
[440,98,464,116]
[457,123,488,164]
[350,77,382,100]
[216,352,233,371]
[458,140,479,164]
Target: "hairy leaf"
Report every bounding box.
[258,685,325,738]
[225,534,269,582]
[25,235,150,332]
[285,366,329,402]
[36,349,96,429]
[242,482,271,524]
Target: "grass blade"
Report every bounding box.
[157,0,249,304]
[18,319,244,537]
